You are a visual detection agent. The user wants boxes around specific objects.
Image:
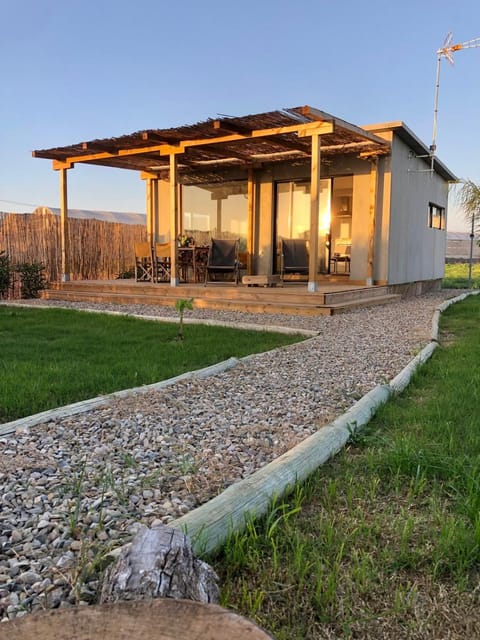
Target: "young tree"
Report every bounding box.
[457,179,480,287]
[457,179,480,234]
[175,298,194,341]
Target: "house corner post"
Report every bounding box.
[59,167,71,282]
[308,133,321,292]
[169,154,179,287]
[366,157,378,286]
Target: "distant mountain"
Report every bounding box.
[33,206,146,225]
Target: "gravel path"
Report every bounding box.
[0,292,458,620]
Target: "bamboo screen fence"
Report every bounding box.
[0,211,147,282]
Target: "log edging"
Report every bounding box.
[0,303,315,438]
[166,290,480,555]
[0,357,241,438]
[0,302,318,336]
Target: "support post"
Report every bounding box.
[152,178,159,242]
[366,158,378,286]
[146,179,154,246]
[216,199,222,235]
[247,169,255,274]
[468,211,475,288]
[59,168,70,282]
[169,154,179,286]
[308,134,321,292]
[177,183,183,237]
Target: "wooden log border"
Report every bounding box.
[168,290,480,555]
[0,304,315,438]
[2,293,479,557]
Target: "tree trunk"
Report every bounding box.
[4,599,274,639]
[100,524,219,604]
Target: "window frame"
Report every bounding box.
[428,202,446,230]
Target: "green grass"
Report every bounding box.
[443,261,480,288]
[0,306,303,423]
[214,295,480,639]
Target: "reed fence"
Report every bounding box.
[0,211,147,282]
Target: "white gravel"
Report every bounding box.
[0,292,459,620]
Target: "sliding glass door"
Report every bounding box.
[275,179,331,273]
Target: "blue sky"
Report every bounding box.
[1,0,479,230]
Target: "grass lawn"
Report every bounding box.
[214,295,480,639]
[443,262,480,288]
[0,306,303,423]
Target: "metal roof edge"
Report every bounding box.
[362,121,457,182]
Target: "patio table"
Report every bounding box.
[177,246,209,283]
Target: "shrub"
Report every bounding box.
[16,262,48,298]
[0,251,12,299]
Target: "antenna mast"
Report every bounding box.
[431,33,480,171]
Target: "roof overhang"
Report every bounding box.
[33,105,391,185]
[363,121,457,182]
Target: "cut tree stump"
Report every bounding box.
[3,599,275,639]
[100,524,219,604]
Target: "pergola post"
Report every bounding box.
[366,158,378,286]
[247,169,255,274]
[59,168,70,282]
[177,183,183,237]
[169,154,179,286]
[308,133,321,292]
[146,178,154,245]
[152,178,159,242]
[216,200,222,235]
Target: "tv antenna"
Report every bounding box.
[431,32,480,171]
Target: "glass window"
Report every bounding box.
[276,180,331,241]
[428,203,445,230]
[183,182,248,247]
[275,179,331,273]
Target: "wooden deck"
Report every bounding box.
[42,278,401,316]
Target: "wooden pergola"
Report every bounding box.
[33,105,390,289]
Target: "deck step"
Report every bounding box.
[327,294,401,314]
[50,281,394,306]
[42,288,401,317]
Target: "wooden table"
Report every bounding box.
[178,246,209,283]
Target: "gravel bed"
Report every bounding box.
[0,292,458,620]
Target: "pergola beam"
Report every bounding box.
[43,121,335,170]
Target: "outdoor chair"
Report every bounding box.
[280,238,309,281]
[204,238,240,285]
[154,242,172,282]
[329,244,351,274]
[134,242,154,282]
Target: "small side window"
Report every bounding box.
[428,203,445,230]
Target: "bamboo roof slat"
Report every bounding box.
[33,105,391,183]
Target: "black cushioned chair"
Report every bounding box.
[280,238,309,281]
[204,238,240,285]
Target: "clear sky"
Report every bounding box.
[1,0,479,231]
